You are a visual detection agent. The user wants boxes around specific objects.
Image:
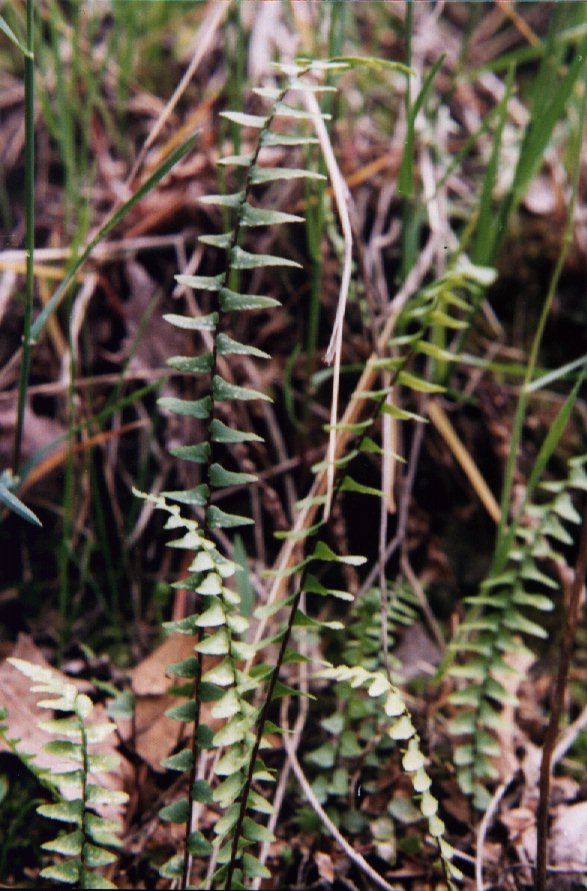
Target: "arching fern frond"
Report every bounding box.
[317,663,462,889]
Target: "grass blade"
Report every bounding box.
[0,14,32,57]
[0,473,41,527]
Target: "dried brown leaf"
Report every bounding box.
[0,633,128,819]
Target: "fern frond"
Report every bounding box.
[6,658,127,889]
[317,663,462,889]
[135,60,352,889]
[447,454,587,808]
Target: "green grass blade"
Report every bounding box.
[526,353,587,393]
[399,53,445,197]
[494,364,587,574]
[0,474,41,527]
[494,23,587,247]
[495,38,587,555]
[0,14,32,56]
[470,64,514,266]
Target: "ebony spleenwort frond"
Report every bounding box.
[134,490,264,886]
[447,454,587,809]
[315,256,496,500]
[6,658,128,889]
[317,663,463,889]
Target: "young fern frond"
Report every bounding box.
[6,658,127,889]
[447,454,587,809]
[317,663,463,889]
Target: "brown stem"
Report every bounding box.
[535,497,587,891]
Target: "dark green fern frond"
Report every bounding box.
[447,454,587,809]
[343,583,419,673]
[138,61,354,889]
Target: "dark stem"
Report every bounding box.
[535,498,587,891]
[223,348,418,888]
[194,77,298,891]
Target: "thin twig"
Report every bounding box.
[359,418,426,598]
[400,554,446,654]
[427,399,501,524]
[379,383,394,681]
[126,0,230,186]
[552,700,587,767]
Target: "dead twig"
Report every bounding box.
[475,774,513,891]
[302,89,353,521]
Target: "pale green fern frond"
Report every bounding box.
[6,658,127,889]
[317,663,463,889]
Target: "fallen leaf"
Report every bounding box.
[119,634,221,772]
[130,633,195,696]
[551,800,587,866]
[0,633,128,821]
[123,692,186,773]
